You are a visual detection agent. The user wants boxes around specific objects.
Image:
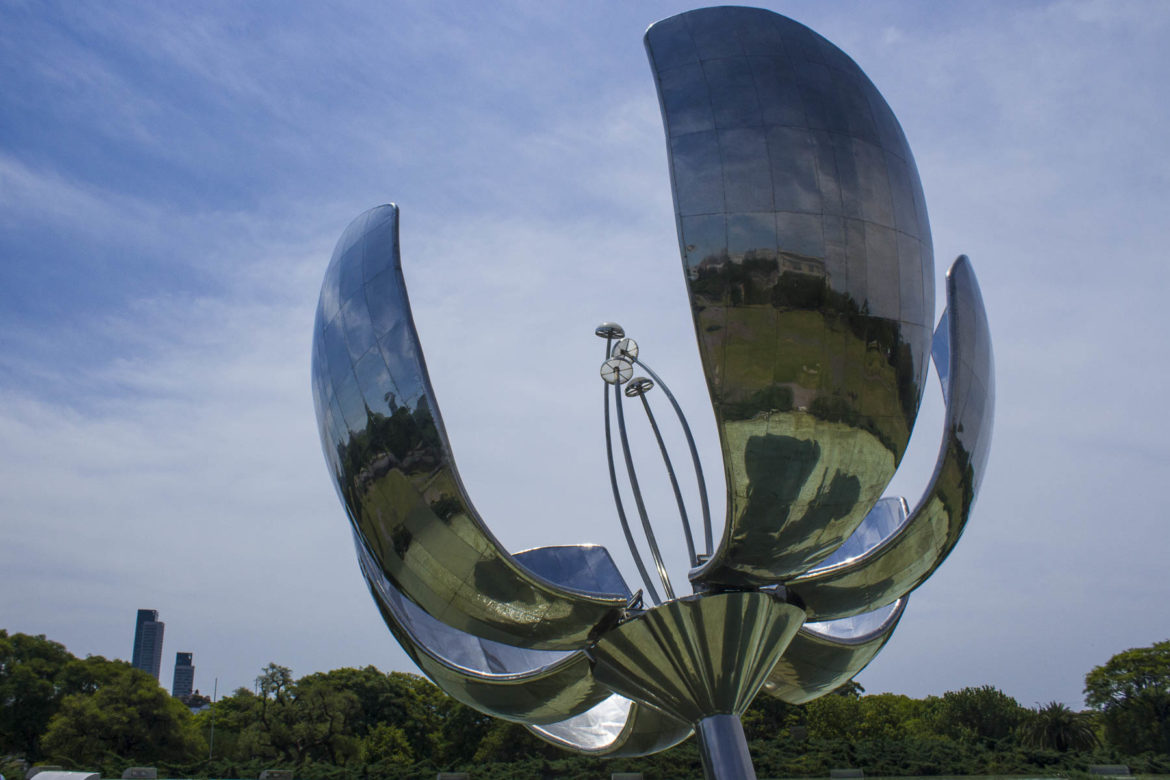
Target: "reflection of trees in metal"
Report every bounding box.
[310,7,995,778]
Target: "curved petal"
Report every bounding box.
[527,695,693,757]
[513,545,632,599]
[643,8,936,588]
[589,591,806,724]
[786,256,994,619]
[312,205,627,650]
[355,534,616,725]
[763,598,906,704]
[810,496,909,570]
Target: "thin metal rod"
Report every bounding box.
[635,359,713,556]
[615,383,675,601]
[603,343,660,605]
[638,392,698,566]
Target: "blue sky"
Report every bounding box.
[2,0,1168,710]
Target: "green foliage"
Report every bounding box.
[1018,701,1098,751]
[934,684,1027,745]
[204,663,363,766]
[0,630,75,760]
[1085,638,1170,754]
[741,689,802,741]
[360,722,412,765]
[41,664,206,767]
[8,627,1170,778]
[0,630,133,761]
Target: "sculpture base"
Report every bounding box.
[696,714,756,780]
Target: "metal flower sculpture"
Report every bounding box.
[310,8,994,779]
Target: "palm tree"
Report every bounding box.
[1018,702,1099,751]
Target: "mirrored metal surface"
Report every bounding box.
[645,7,935,587]
[355,534,614,725]
[697,714,758,780]
[807,496,909,571]
[312,205,627,650]
[787,256,994,619]
[313,8,994,775]
[528,694,693,757]
[589,591,805,725]
[513,545,633,600]
[763,598,906,704]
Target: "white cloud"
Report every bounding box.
[2,0,1169,709]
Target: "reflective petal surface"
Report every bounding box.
[356,535,613,725]
[528,695,693,757]
[787,256,994,619]
[312,205,627,650]
[589,591,805,724]
[645,7,935,587]
[763,598,906,704]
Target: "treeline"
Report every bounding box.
[3,629,1170,780]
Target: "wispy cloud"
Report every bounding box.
[1,0,1168,707]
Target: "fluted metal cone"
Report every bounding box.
[588,591,805,724]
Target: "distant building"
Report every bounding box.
[171,652,194,698]
[131,609,165,679]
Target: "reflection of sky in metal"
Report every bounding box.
[804,599,903,641]
[810,497,909,571]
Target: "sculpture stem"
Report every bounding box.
[696,714,757,780]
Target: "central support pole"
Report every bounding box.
[696,714,757,780]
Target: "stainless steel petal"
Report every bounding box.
[512,545,633,599]
[786,256,994,619]
[763,598,906,704]
[589,591,805,724]
[810,496,909,571]
[528,695,693,757]
[644,7,935,587]
[354,534,614,725]
[312,205,626,650]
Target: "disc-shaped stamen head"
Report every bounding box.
[601,357,634,385]
[611,338,639,361]
[595,322,625,339]
[624,377,655,397]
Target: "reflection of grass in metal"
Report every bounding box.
[718,416,895,578]
[788,436,970,620]
[699,305,911,458]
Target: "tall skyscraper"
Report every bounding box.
[172,652,194,698]
[131,608,165,679]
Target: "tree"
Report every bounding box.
[1085,639,1170,754]
[361,722,413,767]
[41,665,206,767]
[858,693,936,741]
[297,667,445,759]
[195,688,266,762]
[0,630,76,759]
[210,664,364,767]
[934,685,1026,746]
[0,631,127,761]
[1018,702,1098,751]
[805,692,862,740]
